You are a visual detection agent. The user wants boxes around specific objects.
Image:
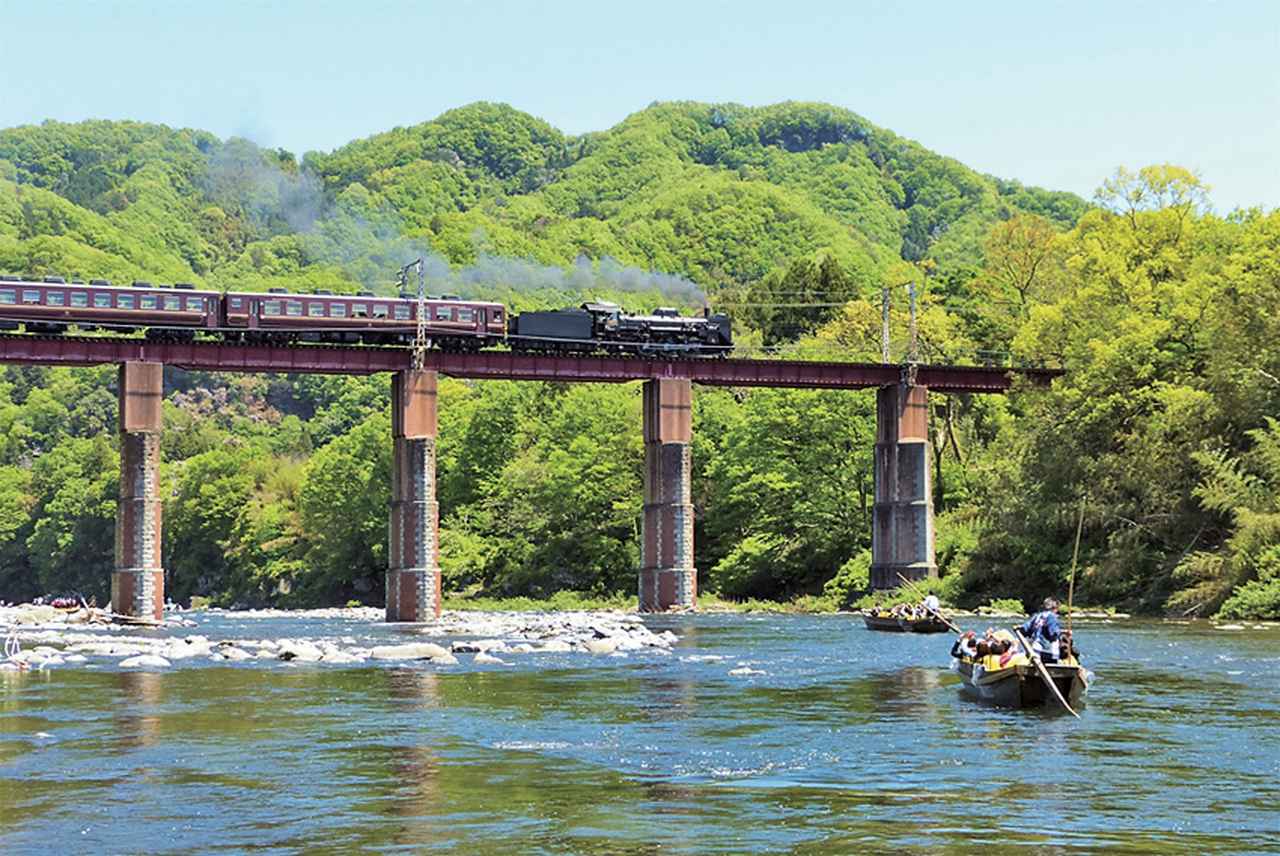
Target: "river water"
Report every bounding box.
[1,613,1277,854]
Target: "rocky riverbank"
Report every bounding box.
[0,604,678,671]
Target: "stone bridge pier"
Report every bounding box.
[870,383,936,589]
[386,369,442,621]
[113,361,165,619]
[640,377,696,612]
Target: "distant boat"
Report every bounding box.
[956,659,1089,711]
[862,613,951,634]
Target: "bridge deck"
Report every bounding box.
[0,334,1060,391]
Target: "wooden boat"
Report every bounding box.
[956,659,1089,710]
[862,613,951,634]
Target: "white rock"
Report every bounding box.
[1216,624,1246,631]
[729,667,765,676]
[430,652,459,665]
[62,654,87,664]
[319,651,364,664]
[537,640,573,653]
[473,652,506,665]
[221,647,253,661]
[166,642,213,660]
[584,638,619,655]
[37,656,65,668]
[369,642,449,660]
[119,654,171,669]
[277,641,324,661]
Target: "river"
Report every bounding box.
[1,612,1277,854]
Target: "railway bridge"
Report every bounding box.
[0,335,1060,620]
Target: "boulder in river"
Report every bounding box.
[277,641,324,661]
[584,638,619,655]
[119,654,171,669]
[369,642,450,661]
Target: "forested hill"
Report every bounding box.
[0,101,1084,300]
[1,102,1278,622]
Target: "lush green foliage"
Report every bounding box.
[0,107,1275,618]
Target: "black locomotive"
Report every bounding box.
[510,302,732,355]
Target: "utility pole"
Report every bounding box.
[881,286,891,364]
[398,258,428,370]
[908,280,919,364]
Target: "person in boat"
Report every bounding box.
[922,594,941,615]
[1058,629,1081,667]
[950,630,977,660]
[1020,597,1063,663]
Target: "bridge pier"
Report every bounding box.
[113,361,165,620]
[870,383,936,589]
[386,370,442,621]
[640,378,696,611]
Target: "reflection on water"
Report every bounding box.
[0,615,1277,853]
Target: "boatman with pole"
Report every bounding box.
[1020,597,1062,663]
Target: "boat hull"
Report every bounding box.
[956,660,1088,711]
[862,614,950,634]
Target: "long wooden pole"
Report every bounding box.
[896,572,962,635]
[1014,627,1080,719]
[1067,495,1085,636]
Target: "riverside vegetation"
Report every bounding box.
[0,102,1276,619]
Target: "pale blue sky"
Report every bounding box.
[3,0,1276,210]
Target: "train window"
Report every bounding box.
[493,309,503,322]
[393,305,411,320]
[22,290,40,304]
[372,304,388,318]
[352,303,368,318]
[330,303,346,317]
[263,300,282,316]
[164,296,181,311]
[286,301,303,317]
[71,293,88,307]
[47,292,66,306]
[458,308,474,322]
[0,290,14,304]
[307,302,325,317]
[140,295,157,309]
[186,297,204,312]
[117,294,134,309]
[94,294,111,308]
[435,306,451,320]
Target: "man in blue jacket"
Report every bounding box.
[1020,597,1062,663]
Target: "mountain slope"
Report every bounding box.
[0,102,1087,300]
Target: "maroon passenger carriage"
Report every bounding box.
[0,276,221,337]
[221,289,504,348]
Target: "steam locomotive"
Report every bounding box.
[0,275,733,356]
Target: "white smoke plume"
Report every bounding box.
[202,139,706,302]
